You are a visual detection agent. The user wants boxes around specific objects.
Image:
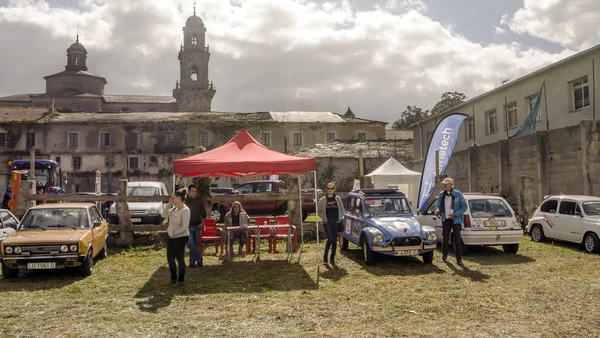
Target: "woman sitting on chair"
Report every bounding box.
[224,201,250,255]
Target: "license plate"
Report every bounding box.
[131,218,142,223]
[395,250,419,256]
[484,220,505,227]
[27,262,56,269]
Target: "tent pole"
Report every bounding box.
[314,170,319,289]
[298,174,304,250]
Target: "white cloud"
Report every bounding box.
[502,0,600,50]
[494,25,506,34]
[0,0,580,124]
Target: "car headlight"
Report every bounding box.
[60,245,68,253]
[14,246,22,255]
[69,244,78,252]
[373,233,384,243]
[5,246,13,255]
[148,208,159,214]
[427,232,436,241]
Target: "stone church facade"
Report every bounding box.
[0,11,215,112]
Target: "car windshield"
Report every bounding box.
[365,197,412,216]
[127,186,159,196]
[20,208,89,230]
[582,201,600,216]
[468,199,512,218]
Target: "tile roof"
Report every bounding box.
[103,95,177,103]
[45,111,274,124]
[269,111,345,123]
[0,107,50,122]
[0,94,33,102]
[294,140,414,159]
[385,129,413,140]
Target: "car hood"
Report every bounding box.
[371,217,422,237]
[4,230,89,245]
[127,202,163,210]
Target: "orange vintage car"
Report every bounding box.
[1,203,109,279]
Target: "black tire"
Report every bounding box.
[211,204,225,223]
[421,250,434,264]
[78,249,94,277]
[339,235,349,251]
[502,243,519,254]
[1,261,18,279]
[302,212,309,221]
[98,244,108,259]
[583,232,600,253]
[530,224,546,243]
[278,202,288,216]
[361,236,376,265]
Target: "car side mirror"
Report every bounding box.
[93,221,102,228]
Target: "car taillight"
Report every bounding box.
[464,215,471,228]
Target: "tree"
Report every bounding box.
[429,91,468,116]
[392,105,430,130]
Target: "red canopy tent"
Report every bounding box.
[173,129,316,177]
[172,129,320,270]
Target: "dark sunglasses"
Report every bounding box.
[326,187,334,190]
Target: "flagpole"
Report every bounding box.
[472,104,476,145]
[543,81,549,131]
[505,95,509,138]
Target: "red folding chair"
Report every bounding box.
[272,216,298,253]
[199,218,224,256]
[250,217,274,253]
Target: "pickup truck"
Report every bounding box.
[210,180,318,222]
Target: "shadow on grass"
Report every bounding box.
[135,260,317,313]
[0,268,83,290]
[340,248,445,276]
[461,246,536,266]
[445,261,491,282]
[321,264,348,282]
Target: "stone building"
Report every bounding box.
[0,10,215,113]
[0,108,386,193]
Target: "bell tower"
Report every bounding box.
[173,3,216,111]
[66,34,88,71]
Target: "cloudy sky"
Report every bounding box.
[0,0,598,125]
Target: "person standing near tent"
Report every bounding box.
[434,177,467,266]
[318,182,345,265]
[224,201,250,256]
[163,188,191,286]
[185,184,206,268]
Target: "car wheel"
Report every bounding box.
[502,243,519,254]
[361,236,376,265]
[583,232,600,253]
[211,205,225,223]
[421,250,434,264]
[339,235,349,251]
[530,224,546,242]
[1,261,18,279]
[78,249,94,277]
[98,244,108,259]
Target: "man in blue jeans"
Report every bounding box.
[435,177,468,266]
[185,184,206,268]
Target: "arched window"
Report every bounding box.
[191,34,197,45]
[75,56,79,66]
[190,66,198,81]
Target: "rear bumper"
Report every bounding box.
[462,230,524,246]
[107,214,163,225]
[2,254,86,269]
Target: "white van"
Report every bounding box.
[107,181,169,225]
[418,193,524,254]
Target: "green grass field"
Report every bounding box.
[1,236,599,337]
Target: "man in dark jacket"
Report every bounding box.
[186,184,207,268]
[435,177,468,266]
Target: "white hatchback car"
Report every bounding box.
[418,193,524,254]
[526,195,600,253]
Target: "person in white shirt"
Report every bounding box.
[163,189,190,286]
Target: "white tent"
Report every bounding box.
[366,157,422,207]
